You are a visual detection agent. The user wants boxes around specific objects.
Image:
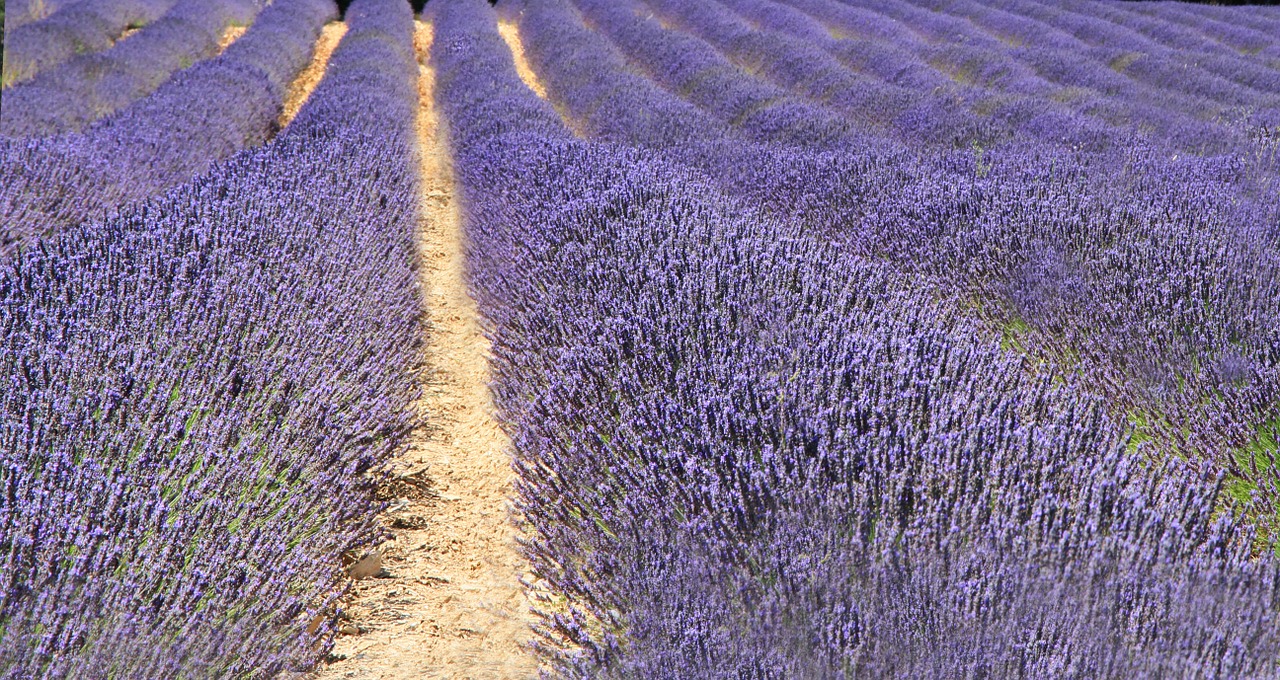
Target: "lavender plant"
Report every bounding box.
[0,0,420,675]
[1,0,269,138]
[0,0,181,88]
[435,0,1280,675]
[0,0,338,258]
[5,0,1280,676]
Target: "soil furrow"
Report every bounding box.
[280,22,348,128]
[313,20,539,680]
[218,24,248,55]
[497,21,548,99]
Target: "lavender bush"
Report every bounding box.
[0,0,179,87]
[1,0,266,138]
[4,0,1280,676]
[0,0,420,675]
[436,0,1280,675]
[0,0,337,258]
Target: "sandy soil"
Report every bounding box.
[496,22,548,100]
[217,25,247,55]
[313,21,540,680]
[497,19,585,139]
[280,22,348,128]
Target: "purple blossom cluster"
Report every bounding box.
[569,0,863,151]
[506,0,895,221]
[510,0,1280,513]
[1,0,265,138]
[3,0,1279,675]
[0,0,338,258]
[434,0,1280,675]
[0,0,180,88]
[0,0,420,676]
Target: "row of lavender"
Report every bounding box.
[736,0,1280,495]
[543,0,1278,233]
[0,0,337,259]
[512,0,1280,530]
[2,0,259,138]
[4,0,71,31]
[433,0,1280,675]
[760,0,1280,152]
[0,0,422,676]
[1,0,181,87]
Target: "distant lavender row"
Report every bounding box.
[638,0,1268,159]
[0,0,421,675]
[519,0,1280,514]
[0,0,177,87]
[722,0,1277,213]
[575,0,1126,158]
[762,0,1227,154]
[905,0,1280,128]
[516,0,728,148]
[570,0,866,152]
[647,0,1012,149]
[685,0,1213,155]
[1062,0,1280,81]
[935,0,1280,130]
[1143,1,1280,52]
[1,0,260,138]
[799,0,1238,154]
[433,1,1280,676]
[513,0,916,221]
[0,0,337,259]
[3,0,70,31]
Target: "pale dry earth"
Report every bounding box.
[218,25,248,54]
[280,22,348,127]
[122,16,245,52]
[497,19,585,139]
[314,21,540,680]
[496,22,547,99]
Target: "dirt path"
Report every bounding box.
[314,21,539,680]
[280,22,348,128]
[496,19,585,140]
[218,25,248,54]
[496,22,547,99]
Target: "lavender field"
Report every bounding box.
[4,0,1280,677]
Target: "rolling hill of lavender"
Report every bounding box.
[4,0,1280,676]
